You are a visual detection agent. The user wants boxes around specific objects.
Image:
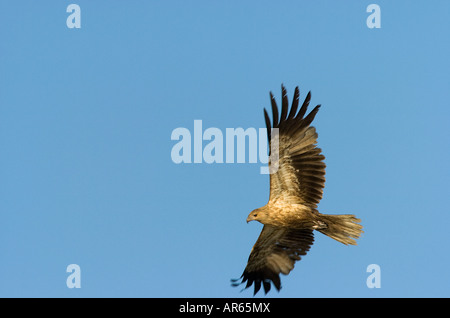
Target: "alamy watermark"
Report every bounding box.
[65,4,381,30]
[366,4,381,29]
[66,4,81,29]
[66,264,81,288]
[366,264,381,288]
[170,120,279,174]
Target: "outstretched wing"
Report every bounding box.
[232,225,314,295]
[265,85,326,208]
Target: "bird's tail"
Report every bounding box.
[317,214,363,245]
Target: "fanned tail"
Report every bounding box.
[317,214,363,245]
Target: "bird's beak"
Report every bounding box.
[246,215,252,223]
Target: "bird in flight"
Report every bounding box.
[231,85,363,295]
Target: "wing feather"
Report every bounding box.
[296,90,311,121]
[270,92,279,128]
[266,86,326,207]
[280,84,289,122]
[287,86,300,120]
[263,108,271,144]
[232,225,314,295]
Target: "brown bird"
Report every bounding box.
[231,85,363,295]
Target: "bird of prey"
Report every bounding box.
[231,85,363,295]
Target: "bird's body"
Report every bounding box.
[232,85,363,295]
[250,201,317,229]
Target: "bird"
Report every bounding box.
[231,84,363,295]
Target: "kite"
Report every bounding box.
[231,85,363,295]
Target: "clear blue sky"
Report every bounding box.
[1,1,449,297]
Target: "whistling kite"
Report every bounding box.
[231,85,363,295]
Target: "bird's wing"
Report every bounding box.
[265,85,326,208]
[232,225,314,295]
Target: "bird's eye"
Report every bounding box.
[253,213,257,217]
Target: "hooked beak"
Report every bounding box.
[247,209,259,223]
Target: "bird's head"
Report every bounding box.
[247,207,269,223]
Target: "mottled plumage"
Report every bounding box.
[232,85,363,295]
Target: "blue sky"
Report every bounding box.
[1,1,449,297]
